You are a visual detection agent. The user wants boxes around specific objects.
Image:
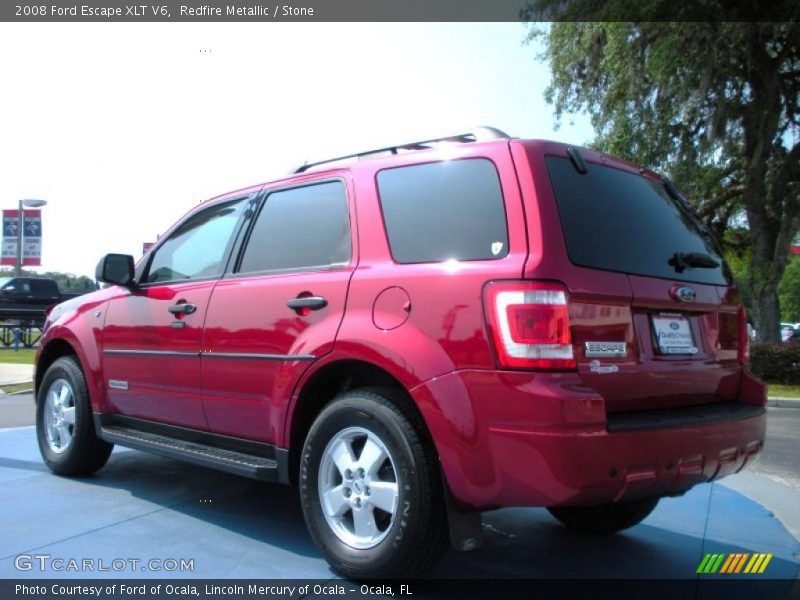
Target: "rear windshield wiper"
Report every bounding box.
[668,252,720,273]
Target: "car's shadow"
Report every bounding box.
[1,443,799,584]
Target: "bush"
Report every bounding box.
[749,342,800,385]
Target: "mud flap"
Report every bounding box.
[443,483,484,552]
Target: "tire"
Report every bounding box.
[36,355,113,476]
[299,388,448,578]
[547,497,659,534]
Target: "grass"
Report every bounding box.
[0,348,36,365]
[766,383,800,399]
[0,382,33,395]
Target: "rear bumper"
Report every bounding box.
[410,369,766,509]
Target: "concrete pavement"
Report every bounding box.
[0,393,798,584]
[0,362,33,387]
[0,425,797,582]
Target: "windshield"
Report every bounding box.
[546,156,729,286]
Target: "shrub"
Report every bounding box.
[749,342,800,385]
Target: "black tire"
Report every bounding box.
[299,388,448,578]
[36,355,113,476]
[548,497,659,534]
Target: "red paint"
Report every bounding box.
[36,136,765,509]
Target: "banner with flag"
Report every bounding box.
[1,209,42,266]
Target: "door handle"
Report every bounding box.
[286,296,327,311]
[168,302,197,315]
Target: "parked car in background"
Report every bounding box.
[783,327,800,343]
[33,128,766,577]
[0,277,86,324]
[780,322,800,342]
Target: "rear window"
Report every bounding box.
[545,156,728,285]
[377,159,508,264]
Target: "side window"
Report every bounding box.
[30,279,54,294]
[145,199,245,284]
[5,280,31,293]
[238,181,351,274]
[377,158,508,263]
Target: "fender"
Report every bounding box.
[279,324,457,448]
[36,288,115,411]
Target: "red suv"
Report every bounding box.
[35,128,766,577]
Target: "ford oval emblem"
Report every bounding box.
[670,285,696,303]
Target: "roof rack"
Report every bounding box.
[290,126,511,174]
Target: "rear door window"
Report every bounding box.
[237,180,351,274]
[377,158,508,264]
[545,156,728,285]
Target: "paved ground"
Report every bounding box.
[750,408,800,492]
[0,412,798,584]
[723,407,800,543]
[0,363,33,386]
[0,393,35,428]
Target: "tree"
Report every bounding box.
[524,2,800,341]
[0,269,96,292]
[41,272,97,292]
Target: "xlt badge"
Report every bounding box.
[584,341,627,358]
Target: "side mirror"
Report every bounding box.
[95,254,135,287]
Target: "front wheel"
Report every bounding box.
[299,389,448,578]
[36,356,113,476]
[548,497,659,534]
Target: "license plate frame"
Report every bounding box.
[651,312,698,355]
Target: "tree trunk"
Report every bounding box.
[741,26,786,343]
[749,259,782,342]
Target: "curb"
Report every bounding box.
[0,379,33,387]
[766,396,800,409]
[4,388,34,396]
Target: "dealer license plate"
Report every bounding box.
[651,313,698,355]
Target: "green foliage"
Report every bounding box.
[0,269,96,293]
[779,255,800,322]
[724,249,752,312]
[524,6,800,341]
[41,272,96,292]
[750,343,800,385]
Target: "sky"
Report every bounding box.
[0,22,594,278]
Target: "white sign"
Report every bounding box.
[652,313,697,355]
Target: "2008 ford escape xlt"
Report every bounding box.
[35,128,765,578]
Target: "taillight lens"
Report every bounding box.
[485,281,576,370]
[738,304,750,364]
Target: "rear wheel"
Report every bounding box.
[299,389,447,578]
[548,498,659,534]
[36,356,113,476]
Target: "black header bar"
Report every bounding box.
[3,0,799,23]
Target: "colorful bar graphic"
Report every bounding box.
[697,552,773,574]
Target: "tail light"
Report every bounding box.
[738,304,750,364]
[484,281,576,370]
